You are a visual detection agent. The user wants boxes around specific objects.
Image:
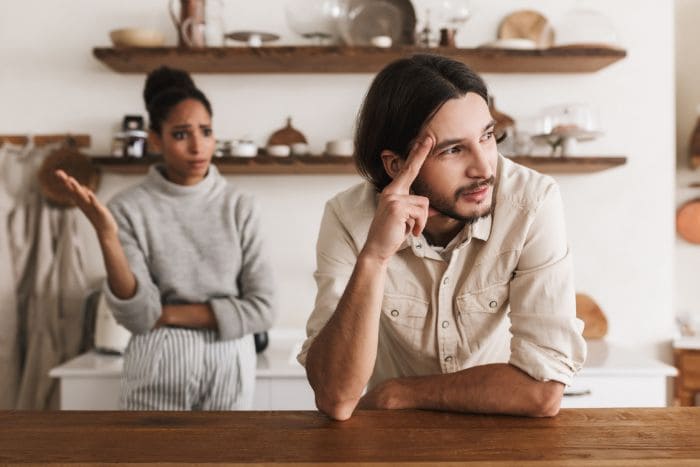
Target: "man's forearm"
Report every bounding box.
[305,253,388,420]
[368,363,564,417]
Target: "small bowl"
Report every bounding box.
[230,141,258,158]
[325,139,354,157]
[110,28,166,48]
[290,142,309,156]
[266,144,291,157]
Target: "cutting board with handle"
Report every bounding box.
[575,293,608,339]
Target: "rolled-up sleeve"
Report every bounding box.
[296,201,357,367]
[102,203,162,335]
[208,195,275,341]
[508,182,587,386]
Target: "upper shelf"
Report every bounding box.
[92,45,627,74]
[91,155,626,175]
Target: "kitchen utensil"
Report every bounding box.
[325,139,354,157]
[225,31,280,47]
[478,38,537,49]
[230,140,258,157]
[531,103,602,156]
[677,199,700,244]
[290,142,310,156]
[109,28,165,48]
[267,117,308,147]
[285,0,345,44]
[37,143,101,208]
[338,0,416,46]
[575,293,608,339]
[498,10,554,49]
[554,6,618,48]
[93,292,131,354]
[169,0,206,47]
[266,144,291,157]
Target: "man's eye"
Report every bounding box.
[172,131,186,140]
[441,146,461,156]
[202,128,213,137]
[481,131,495,142]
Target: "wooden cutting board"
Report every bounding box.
[677,198,700,244]
[576,293,608,339]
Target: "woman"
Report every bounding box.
[57,66,275,410]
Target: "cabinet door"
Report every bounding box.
[561,375,669,408]
[265,378,316,410]
[60,377,121,410]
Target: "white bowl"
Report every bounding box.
[110,28,165,48]
[325,139,354,157]
[266,144,291,157]
[230,141,258,158]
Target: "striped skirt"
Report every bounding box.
[120,327,255,410]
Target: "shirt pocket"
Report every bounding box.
[380,293,429,350]
[456,283,509,353]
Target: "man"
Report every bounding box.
[297,54,586,421]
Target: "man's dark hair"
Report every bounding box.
[354,54,489,191]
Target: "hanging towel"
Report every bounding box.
[8,143,89,409]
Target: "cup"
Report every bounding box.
[266,144,291,157]
[290,142,309,156]
[230,140,258,157]
[325,139,354,157]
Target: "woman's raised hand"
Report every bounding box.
[55,170,118,237]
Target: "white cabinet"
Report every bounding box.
[561,340,677,408]
[51,336,676,410]
[50,330,315,410]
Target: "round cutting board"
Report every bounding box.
[498,10,554,48]
[677,198,700,244]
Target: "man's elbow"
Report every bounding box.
[315,395,358,421]
[527,381,564,417]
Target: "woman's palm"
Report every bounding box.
[55,170,118,235]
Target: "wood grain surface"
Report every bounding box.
[1,408,699,465]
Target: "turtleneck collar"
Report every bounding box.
[147,163,220,197]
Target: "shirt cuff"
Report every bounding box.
[102,278,159,335]
[209,297,244,341]
[509,337,587,387]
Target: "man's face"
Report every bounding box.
[411,92,498,224]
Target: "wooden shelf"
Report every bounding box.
[93,45,626,74]
[91,155,626,175]
[92,155,357,175]
[508,156,627,173]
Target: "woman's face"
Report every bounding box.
[151,98,215,186]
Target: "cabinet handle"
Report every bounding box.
[564,388,592,397]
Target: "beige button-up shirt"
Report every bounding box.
[298,155,586,389]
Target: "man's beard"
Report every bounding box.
[412,176,495,225]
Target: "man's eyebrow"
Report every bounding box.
[432,120,498,152]
[171,124,192,129]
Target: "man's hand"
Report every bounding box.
[357,378,410,410]
[361,136,434,263]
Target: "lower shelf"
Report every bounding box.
[90,155,627,175]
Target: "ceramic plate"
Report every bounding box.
[338,0,416,46]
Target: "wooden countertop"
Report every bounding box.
[2,408,700,465]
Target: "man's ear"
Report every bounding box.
[148,130,162,154]
[380,150,404,180]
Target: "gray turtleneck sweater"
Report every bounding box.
[103,164,275,340]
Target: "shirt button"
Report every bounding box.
[441,321,449,329]
[390,309,399,317]
[444,356,453,363]
[489,300,498,308]
[415,243,422,249]
[442,277,450,286]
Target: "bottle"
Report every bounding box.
[689,104,700,168]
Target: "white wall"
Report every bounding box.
[0,0,676,360]
[675,0,700,323]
